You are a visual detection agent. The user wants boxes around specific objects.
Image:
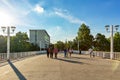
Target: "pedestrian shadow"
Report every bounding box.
[7,60,27,80]
[71,56,90,60]
[56,58,84,64]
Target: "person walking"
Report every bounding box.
[69,48,73,57]
[54,48,58,58]
[89,48,93,58]
[79,49,81,54]
[64,48,67,58]
[46,48,50,58]
[50,47,53,58]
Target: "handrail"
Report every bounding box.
[1,50,120,63]
[73,50,120,60]
[0,51,46,63]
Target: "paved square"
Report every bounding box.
[0,53,120,80]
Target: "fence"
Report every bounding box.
[73,50,120,60]
[93,51,120,60]
[0,51,46,63]
[1,50,120,63]
[93,51,110,59]
[113,52,120,60]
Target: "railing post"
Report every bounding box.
[103,52,105,58]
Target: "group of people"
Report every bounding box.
[46,47,95,58]
[64,48,73,58]
[46,47,74,58]
[46,47,59,58]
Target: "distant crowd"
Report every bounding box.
[46,47,95,59]
[46,47,76,59]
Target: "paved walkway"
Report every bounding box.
[0,53,120,80]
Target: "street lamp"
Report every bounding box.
[105,25,119,59]
[1,26,16,60]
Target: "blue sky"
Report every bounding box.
[0,0,120,43]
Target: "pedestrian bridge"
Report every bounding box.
[0,52,120,80]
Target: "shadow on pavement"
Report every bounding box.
[56,58,84,64]
[71,56,90,60]
[8,60,27,80]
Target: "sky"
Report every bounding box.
[0,0,120,43]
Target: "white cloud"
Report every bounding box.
[48,26,62,37]
[47,26,76,43]
[34,4,44,14]
[54,8,86,24]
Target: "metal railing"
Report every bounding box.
[93,51,120,60]
[93,51,110,59]
[1,50,120,63]
[113,52,120,60]
[73,50,120,60]
[0,51,46,63]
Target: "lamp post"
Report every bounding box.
[1,26,16,60]
[105,25,119,59]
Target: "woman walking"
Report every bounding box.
[69,48,73,57]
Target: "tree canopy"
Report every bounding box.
[0,32,39,53]
[114,32,120,52]
[54,23,120,52]
[77,23,93,50]
[0,35,7,52]
[94,33,110,51]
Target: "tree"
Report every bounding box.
[77,23,93,50]
[72,38,78,50]
[0,35,7,53]
[67,41,73,49]
[54,41,65,50]
[10,32,39,52]
[11,32,28,52]
[114,32,120,52]
[94,33,110,51]
[29,43,40,51]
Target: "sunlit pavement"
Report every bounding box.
[0,53,120,80]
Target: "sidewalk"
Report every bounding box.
[0,53,120,80]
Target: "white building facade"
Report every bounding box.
[29,30,50,49]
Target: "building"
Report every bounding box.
[29,29,50,50]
